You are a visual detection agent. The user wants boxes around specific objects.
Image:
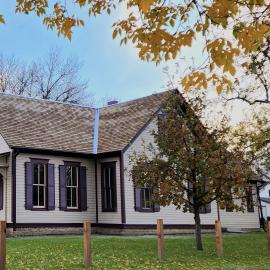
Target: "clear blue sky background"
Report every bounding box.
[0,2,171,104]
[0,2,206,105]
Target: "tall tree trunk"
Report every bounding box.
[194,208,203,250]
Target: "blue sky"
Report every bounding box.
[0,2,180,104]
[0,2,254,124]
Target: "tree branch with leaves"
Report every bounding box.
[129,92,252,250]
[0,0,269,95]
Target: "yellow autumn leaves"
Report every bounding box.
[0,15,4,24]
[1,0,269,95]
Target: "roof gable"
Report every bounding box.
[98,91,172,153]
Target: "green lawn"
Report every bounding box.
[6,232,270,270]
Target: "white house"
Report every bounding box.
[259,182,270,219]
[0,90,261,235]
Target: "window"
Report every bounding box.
[187,181,211,214]
[25,159,55,211]
[33,163,47,208]
[226,191,234,212]
[0,174,3,210]
[134,185,160,212]
[157,111,166,134]
[59,162,87,211]
[141,184,153,209]
[246,186,254,212]
[66,166,79,209]
[101,162,117,212]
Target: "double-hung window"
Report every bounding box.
[59,161,87,211]
[66,165,79,209]
[101,162,117,212]
[246,186,254,212]
[25,159,55,211]
[141,184,153,210]
[33,163,47,208]
[134,184,160,212]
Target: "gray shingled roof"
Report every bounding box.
[0,95,95,154]
[98,91,171,153]
[0,91,171,154]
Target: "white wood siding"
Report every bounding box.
[16,153,96,224]
[0,134,10,154]
[124,118,260,229]
[97,157,122,224]
[0,155,12,223]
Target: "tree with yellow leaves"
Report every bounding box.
[0,0,269,94]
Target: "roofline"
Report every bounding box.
[0,88,177,111]
[11,146,95,158]
[0,92,95,110]
[1,89,178,154]
[98,88,178,110]
[261,198,270,204]
[11,146,121,159]
[122,107,161,154]
[122,89,179,154]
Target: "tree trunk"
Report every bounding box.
[194,208,203,250]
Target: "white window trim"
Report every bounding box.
[104,167,113,210]
[66,166,79,209]
[141,184,152,210]
[33,163,47,208]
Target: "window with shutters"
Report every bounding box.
[101,162,117,212]
[66,166,79,209]
[25,159,55,211]
[0,173,3,210]
[33,163,47,208]
[188,181,211,214]
[134,185,160,212]
[59,162,87,212]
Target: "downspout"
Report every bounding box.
[0,154,9,223]
[119,151,126,224]
[93,109,100,225]
[95,158,98,224]
[93,109,100,155]
[5,155,8,224]
[12,149,19,231]
[256,181,265,230]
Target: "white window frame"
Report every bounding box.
[141,184,153,210]
[66,166,79,209]
[103,167,113,209]
[33,163,47,208]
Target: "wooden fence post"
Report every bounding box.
[267,221,270,255]
[157,219,165,261]
[215,220,223,258]
[0,221,6,270]
[83,221,92,268]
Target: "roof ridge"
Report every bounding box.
[0,92,95,110]
[99,89,176,109]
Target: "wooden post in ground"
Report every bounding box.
[83,221,92,268]
[267,221,270,255]
[157,219,165,261]
[215,220,223,258]
[0,221,6,270]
